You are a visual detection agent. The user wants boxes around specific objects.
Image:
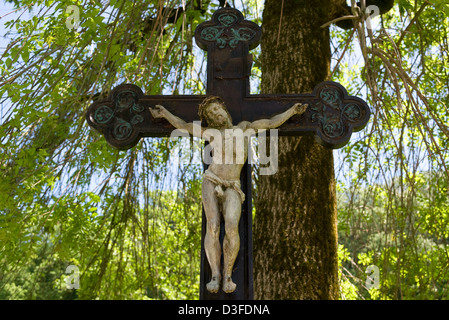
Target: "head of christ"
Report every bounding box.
[198,96,233,129]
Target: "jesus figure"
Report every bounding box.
[150,97,307,293]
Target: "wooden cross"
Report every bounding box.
[85,7,370,300]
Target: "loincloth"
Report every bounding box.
[203,169,245,204]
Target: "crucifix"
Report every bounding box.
[85,7,370,300]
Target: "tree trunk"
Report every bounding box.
[253,0,342,299]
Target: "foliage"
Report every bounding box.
[0,0,206,299]
[337,173,449,299]
[331,0,449,299]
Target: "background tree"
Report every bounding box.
[253,0,341,299]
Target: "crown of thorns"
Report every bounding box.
[198,96,231,123]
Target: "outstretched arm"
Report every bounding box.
[150,105,204,138]
[248,103,308,130]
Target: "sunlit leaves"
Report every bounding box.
[331,0,449,300]
[0,0,208,299]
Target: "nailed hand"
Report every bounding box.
[293,103,308,115]
[150,105,166,119]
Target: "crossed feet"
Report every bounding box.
[206,275,237,293]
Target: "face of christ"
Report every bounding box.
[199,97,233,129]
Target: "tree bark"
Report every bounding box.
[253,0,343,299]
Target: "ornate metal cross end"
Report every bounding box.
[195,7,261,51]
[85,84,147,150]
[309,81,371,149]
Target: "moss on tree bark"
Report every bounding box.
[253,0,343,300]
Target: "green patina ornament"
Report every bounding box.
[200,12,257,49]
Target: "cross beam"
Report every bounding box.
[85,7,370,300]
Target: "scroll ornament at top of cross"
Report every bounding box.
[194,7,261,51]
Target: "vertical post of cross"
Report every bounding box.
[195,8,261,300]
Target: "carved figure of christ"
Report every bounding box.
[150,97,307,293]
